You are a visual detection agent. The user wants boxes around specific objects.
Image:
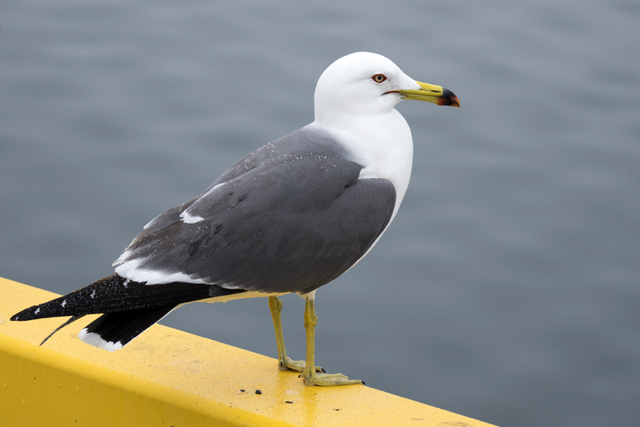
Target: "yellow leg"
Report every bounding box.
[268,296,322,373]
[302,298,364,386]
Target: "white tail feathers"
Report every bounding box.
[78,328,124,352]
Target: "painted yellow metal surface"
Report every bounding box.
[0,277,497,427]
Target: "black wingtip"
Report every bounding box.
[11,302,54,321]
[11,307,35,322]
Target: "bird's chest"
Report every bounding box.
[336,111,414,202]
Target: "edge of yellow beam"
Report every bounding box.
[0,277,497,427]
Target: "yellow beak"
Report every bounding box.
[397,81,460,107]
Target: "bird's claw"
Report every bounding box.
[303,371,364,387]
[279,356,323,373]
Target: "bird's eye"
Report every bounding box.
[372,74,387,83]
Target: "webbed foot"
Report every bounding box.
[302,371,364,387]
[279,356,324,373]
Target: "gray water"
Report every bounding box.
[1,1,639,425]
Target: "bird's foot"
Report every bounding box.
[301,371,364,387]
[279,356,324,373]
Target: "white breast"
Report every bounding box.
[311,107,414,220]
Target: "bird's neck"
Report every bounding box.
[311,109,414,216]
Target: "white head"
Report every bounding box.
[314,52,417,124]
[313,52,459,127]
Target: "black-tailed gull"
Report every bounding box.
[12,52,459,386]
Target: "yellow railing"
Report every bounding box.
[0,277,496,427]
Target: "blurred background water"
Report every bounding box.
[1,0,639,425]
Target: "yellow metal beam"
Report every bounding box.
[0,277,496,427]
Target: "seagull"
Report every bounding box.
[11,52,459,386]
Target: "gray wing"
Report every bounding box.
[115,127,396,295]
